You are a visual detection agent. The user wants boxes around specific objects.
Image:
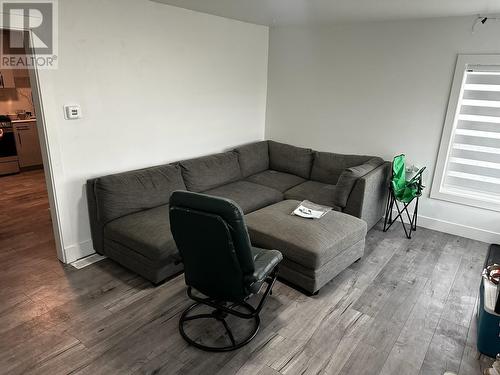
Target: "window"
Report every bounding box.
[431,55,500,211]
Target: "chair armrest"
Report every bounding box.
[250,247,283,283]
[344,162,390,230]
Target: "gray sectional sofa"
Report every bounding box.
[86,140,390,286]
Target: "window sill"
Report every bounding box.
[430,187,500,213]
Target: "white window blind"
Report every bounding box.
[433,56,500,211]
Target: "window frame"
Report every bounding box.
[431,54,500,212]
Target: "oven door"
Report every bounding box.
[0,127,20,175]
[0,127,17,158]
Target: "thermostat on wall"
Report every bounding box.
[64,105,82,120]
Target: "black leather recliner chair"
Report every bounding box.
[169,191,283,352]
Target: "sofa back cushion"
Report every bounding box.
[234,141,269,178]
[94,164,186,223]
[268,141,313,179]
[311,152,374,185]
[180,151,242,192]
[332,157,384,208]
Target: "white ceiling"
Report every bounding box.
[150,0,500,26]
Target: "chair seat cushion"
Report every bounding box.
[246,170,305,192]
[245,200,367,269]
[104,204,176,262]
[284,180,342,210]
[203,181,283,214]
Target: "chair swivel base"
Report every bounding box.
[179,301,260,352]
[179,271,278,352]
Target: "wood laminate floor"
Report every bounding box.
[0,170,495,375]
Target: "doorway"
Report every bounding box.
[0,29,62,263]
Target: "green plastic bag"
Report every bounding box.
[391,154,423,203]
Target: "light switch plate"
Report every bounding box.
[64,105,82,120]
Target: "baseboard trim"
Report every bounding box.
[390,209,500,243]
[64,240,95,264]
[70,253,106,269]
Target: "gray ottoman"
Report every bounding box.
[245,200,367,294]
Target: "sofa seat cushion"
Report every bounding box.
[234,141,269,178]
[284,181,342,211]
[269,141,314,179]
[203,181,283,214]
[246,170,305,192]
[245,200,367,270]
[104,237,183,284]
[104,204,176,262]
[180,152,242,192]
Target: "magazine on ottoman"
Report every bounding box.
[292,200,331,219]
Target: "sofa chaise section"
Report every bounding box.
[86,163,186,283]
[245,200,367,294]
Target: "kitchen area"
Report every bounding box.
[0,66,42,176]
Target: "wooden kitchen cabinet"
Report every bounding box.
[13,121,43,168]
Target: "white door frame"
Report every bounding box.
[2,26,66,262]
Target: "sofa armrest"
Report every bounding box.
[344,162,390,230]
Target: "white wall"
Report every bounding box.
[266,16,500,243]
[35,0,269,262]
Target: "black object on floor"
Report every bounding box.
[477,244,500,358]
[179,276,277,352]
[485,244,500,314]
[169,191,283,352]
